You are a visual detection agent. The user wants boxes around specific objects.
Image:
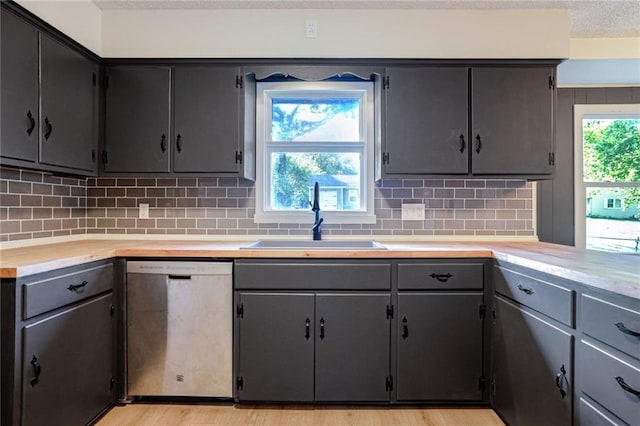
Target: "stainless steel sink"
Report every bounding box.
[241,240,387,250]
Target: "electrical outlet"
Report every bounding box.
[139,203,149,219]
[402,203,425,221]
[305,19,317,38]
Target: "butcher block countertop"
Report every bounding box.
[0,239,638,300]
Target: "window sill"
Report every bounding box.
[254,212,377,225]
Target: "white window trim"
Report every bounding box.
[254,80,376,224]
[573,104,640,248]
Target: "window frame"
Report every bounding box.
[254,80,376,224]
[573,103,640,249]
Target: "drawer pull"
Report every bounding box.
[305,318,310,340]
[430,273,452,282]
[30,355,41,387]
[555,364,568,398]
[401,317,409,339]
[67,280,88,292]
[319,318,325,340]
[615,322,640,338]
[517,284,534,295]
[615,376,640,397]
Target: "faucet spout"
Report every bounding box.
[311,182,322,240]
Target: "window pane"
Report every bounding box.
[270,152,361,211]
[583,118,640,182]
[271,98,360,142]
[586,186,640,254]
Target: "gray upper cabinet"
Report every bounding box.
[1,5,98,174]
[471,67,555,176]
[104,66,171,173]
[39,34,98,172]
[0,8,38,164]
[384,67,469,175]
[173,66,242,173]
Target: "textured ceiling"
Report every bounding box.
[92,0,640,38]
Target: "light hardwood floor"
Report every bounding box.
[97,404,505,425]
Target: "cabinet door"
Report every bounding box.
[472,67,554,175]
[173,66,241,173]
[22,294,113,426]
[315,293,391,402]
[104,66,171,173]
[384,67,468,175]
[492,295,572,426]
[397,293,484,401]
[237,293,314,402]
[40,34,97,172]
[0,8,38,163]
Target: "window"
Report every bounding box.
[574,104,640,254]
[255,80,376,224]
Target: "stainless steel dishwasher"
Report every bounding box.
[126,261,233,398]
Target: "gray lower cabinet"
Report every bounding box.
[491,295,573,426]
[104,66,171,173]
[22,294,113,426]
[1,260,115,426]
[0,7,38,164]
[236,292,315,402]
[236,291,391,403]
[397,293,484,401]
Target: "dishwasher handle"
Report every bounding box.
[168,275,191,280]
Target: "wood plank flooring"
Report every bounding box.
[97,403,505,425]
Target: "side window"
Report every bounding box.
[574,104,640,253]
[254,80,376,224]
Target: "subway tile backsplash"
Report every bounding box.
[1,166,535,242]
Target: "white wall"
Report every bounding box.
[100,9,570,59]
[569,37,640,59]
[16,0,103,55]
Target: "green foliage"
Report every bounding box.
[272,99,358,141]
[583,119,640,215]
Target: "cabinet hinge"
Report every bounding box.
[92,72,96,87]
[548,152,555,166]
[382,152,390,165]
[479,304,486,319]
[478,376,485,391]
[110,304,115,317]
[236,303,244,318]
[110,377,115,390]
[385,376,393,392]
[103,75,109,89]
[386,304,394,319]
[102,151,108,165]
[549,76,555,90]
[235,151,243,164]
[236,75,243,89]
[236,375,244,391]
[91,149,96,163]
[383,75,390,90]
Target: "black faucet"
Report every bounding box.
[311,182,323,240]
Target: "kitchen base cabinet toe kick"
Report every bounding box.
[233,259,492,406]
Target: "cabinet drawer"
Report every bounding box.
[579,397,625,426]
[582,294,640,361]
[397,263,483,290]
[580,340,640,426]
[23,262,114,319]
[234,262,391,290]
[494,266,574,327]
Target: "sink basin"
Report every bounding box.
[241,240,387,250]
